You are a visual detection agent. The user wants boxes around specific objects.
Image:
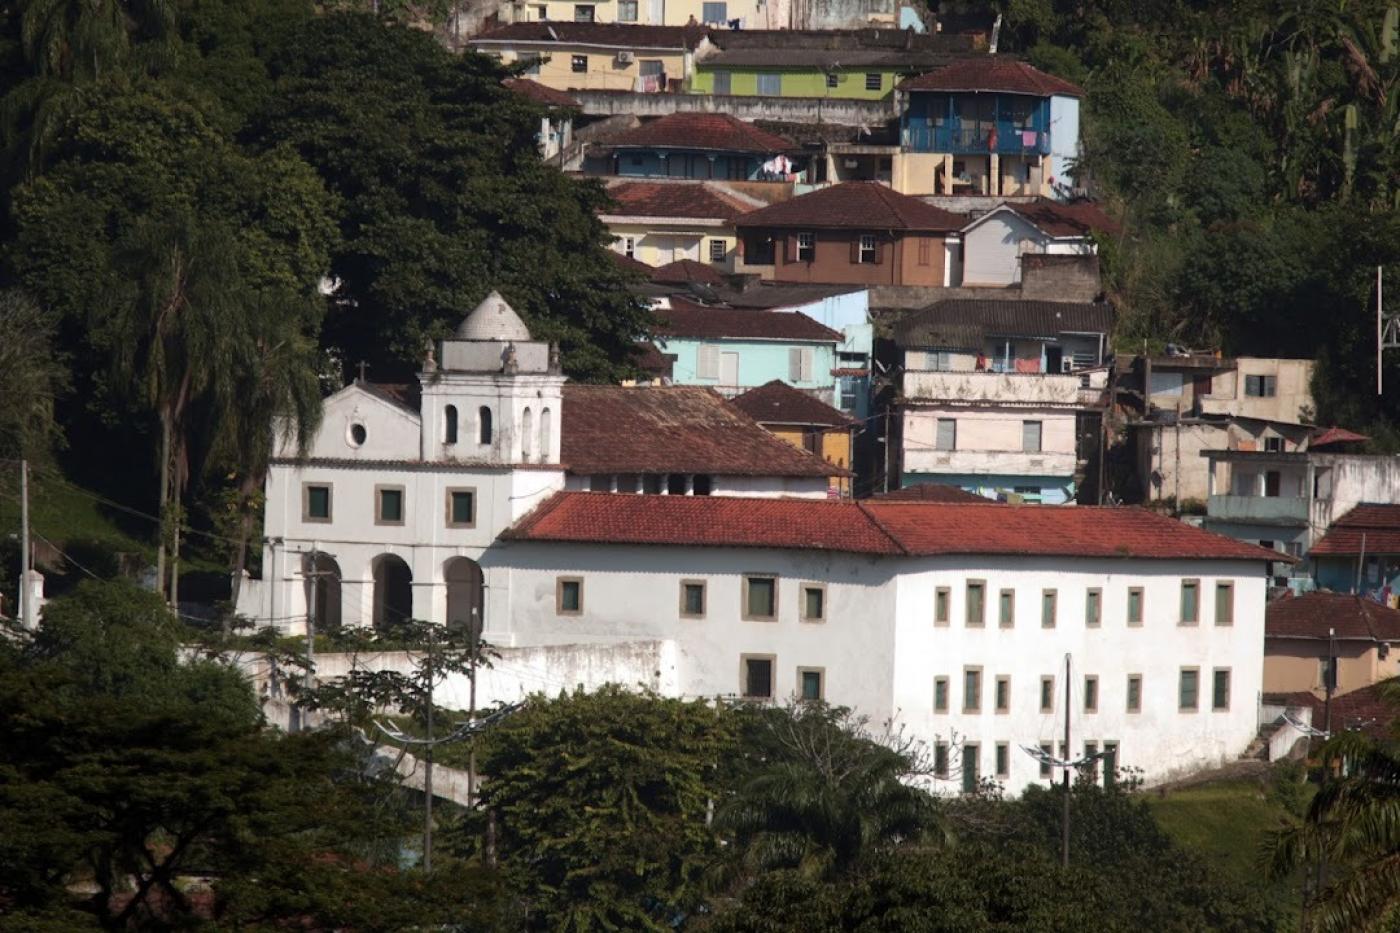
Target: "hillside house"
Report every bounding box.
[734,181,963,286]
[601,180,760,269]
[898,57,1083,199]
[953,199,1115,286]
[892,299,1113,503]
[1265,591,1400,698]
[601,113,798,180]
[651,298,842,403]
[1309,505,1400,598]
[732,380,856,495]
[468,23,708,92]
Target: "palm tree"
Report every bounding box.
[209,292,325,621]
[715,703,943,881]
[107,214,243,605]
[18,0,173,81]
[1268,726,1400,932]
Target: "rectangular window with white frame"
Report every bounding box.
[857,233,877,263]
[696,344,720,380]
[709,238,727,263]
[788,347,814,382]
[796,231,815,262]
[618,0,638,19]
[622,237,635,258]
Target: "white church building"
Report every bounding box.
[238,292,1281,793]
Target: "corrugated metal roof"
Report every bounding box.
[892,299,1114,349]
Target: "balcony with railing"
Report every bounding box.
[1205,495,1310,526]
[901,121,1052,155]
[903,370,1083,406]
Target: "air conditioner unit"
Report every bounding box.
[1060,359,1074,374]
[616,50,635,64]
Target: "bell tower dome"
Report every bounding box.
[418,291,565,465]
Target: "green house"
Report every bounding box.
[690,30,975,101]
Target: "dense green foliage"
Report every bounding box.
[0,580,505,929]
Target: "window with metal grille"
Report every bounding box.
[864,73,882,91]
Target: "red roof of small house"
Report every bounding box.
[608,113,794,154]
[1310,505,1400,556]
[1310,427,1370,448]
[608,248,657,277]
[652,258,728,286]
[504,493,902,554]
[1271,679,1399,740]
[653,299,842,342]
[899,57,1084,97]
[1267,591,1400,641]
[472,22,709,50]
[560,384,845,477]
[502,77,580,109]
[731,380,855,428]
[603,181,754,221]
[506,495,1288,561]
[866,483,987,503]
[1001,199,1120,237]
[735,181,964,232]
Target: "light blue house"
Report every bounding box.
[653,298,841,406]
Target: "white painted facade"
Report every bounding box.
[493,540,1267,794]
[958,209,1093,287]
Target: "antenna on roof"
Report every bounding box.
[989,13,1001,54]
[547,25,559,40]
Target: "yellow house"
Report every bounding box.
[468,23,707,93]
[732,379,855,496]
[600,179,760,271]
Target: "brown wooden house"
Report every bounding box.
[733,181,963,286]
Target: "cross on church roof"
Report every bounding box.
[356,360,370,383]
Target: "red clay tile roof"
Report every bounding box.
[472,22,709,49]
[735,182,964,232]
[861,502,1283,560]
[1272,679,1398,740]
[653,299,842,342]
[603,181,753,221]
[652,258,728,285]
[507,495,1287,561]
[608,248,657,277]
[1311,505,1400,556]
[502,77,580,109]
[900,57,1084,97]
[503,493,902,553]
[732,380,855,428]
[609,113,794,153]
[631,341,676,378]
[1267,591,1400,641]
[1002,199,1120,237]
[561,385,845,477]
[1310,427,1369,448]
[867,483,987,503]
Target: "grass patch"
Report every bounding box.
[1149,770,1312,923]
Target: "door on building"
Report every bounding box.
[1265,470,1281,497]
[1045,346,1064,373]
[719,352,739,389]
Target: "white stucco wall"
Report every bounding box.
[890,557,1266,793]
[492,542,1268,794]
[902,406,1078,478]
[962,212,1048,287]
[1048,95,1081,195]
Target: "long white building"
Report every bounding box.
[238,291,1277,793]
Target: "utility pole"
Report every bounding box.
[467,607,480,806]
[1061,651,1071,869]
[423,623,436,874]
[18,460,33,629]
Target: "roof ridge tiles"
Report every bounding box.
[855,500,911,556]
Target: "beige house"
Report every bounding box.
[1264,591,1400,698]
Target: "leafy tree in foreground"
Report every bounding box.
[0,288,66,460]
[0,580,497,929]
[715,702,944,882]
[460,685,731,930]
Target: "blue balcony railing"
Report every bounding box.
[902,120,1052,155]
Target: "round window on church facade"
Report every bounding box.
[348,423,367,447]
